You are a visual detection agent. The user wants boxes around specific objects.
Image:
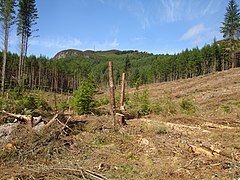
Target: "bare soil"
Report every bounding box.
[1,68,240,180]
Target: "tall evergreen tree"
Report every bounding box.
[17,0,38,86]
[220,0,240,68]
[0,0,16,93]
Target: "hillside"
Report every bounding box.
[146,67,240,118]
[0,68,240,179]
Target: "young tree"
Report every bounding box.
[220,0,240,68]
[0,0,16,93]
[17,0,38,86]
[72,79,96,115]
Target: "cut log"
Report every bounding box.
[189,145,214,157]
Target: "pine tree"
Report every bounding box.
[220,0,240,68]
[72,79,96,115]
[17,0,38,86]
[0,0,16,93]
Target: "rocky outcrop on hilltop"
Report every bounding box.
[54,49,86,59]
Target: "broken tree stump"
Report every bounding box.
[119,72,127,125]
[108,61,118,127]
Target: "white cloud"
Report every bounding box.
[160,0,182,22]
[159,0,223,23]
[117,0,223,27]
[202,0,214,16]
[181,24,207,41]
[25,36,119,53]
[202,0,224,16]
[30,37,82,49]
[180,23,222,45]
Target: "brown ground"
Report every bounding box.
[1,68,240,180]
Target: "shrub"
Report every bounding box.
[222,105,231,113]
[22,95,38,110]
[180,98,196,115]
[72,79,96,115]
[140,121,168,135]
[151,95,177,115]
[150,101,164,114]
[0,92,51,115]
[36,98,52,111]
[57,100,69,111]
[138,89,151,115]
[90,134,112,146]
[128,89,151,116]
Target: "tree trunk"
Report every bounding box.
[1,23,9,94]
[23,34,29,84]
[221,56,225,71]
[231,51,236,68]
[18,34,25,86]
[213,57,217,72]
[38,61,41,89]
[230,37,237,68]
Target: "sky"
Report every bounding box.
[7,0,233,58]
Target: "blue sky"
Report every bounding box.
[8,0,231,58]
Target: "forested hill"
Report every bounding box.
[0,40,239,93]
[50,39,239,90]
[54,49,149,59]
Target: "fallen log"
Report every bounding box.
[0,111,75,133]
[0,110,33,127]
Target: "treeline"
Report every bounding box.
[0,39,239,93]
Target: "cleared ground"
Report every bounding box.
[0,68,240,179]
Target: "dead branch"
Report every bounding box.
[200,144,237,160]
[48,167,108,180]
[44,114,59,128]
[55,118,72,131]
